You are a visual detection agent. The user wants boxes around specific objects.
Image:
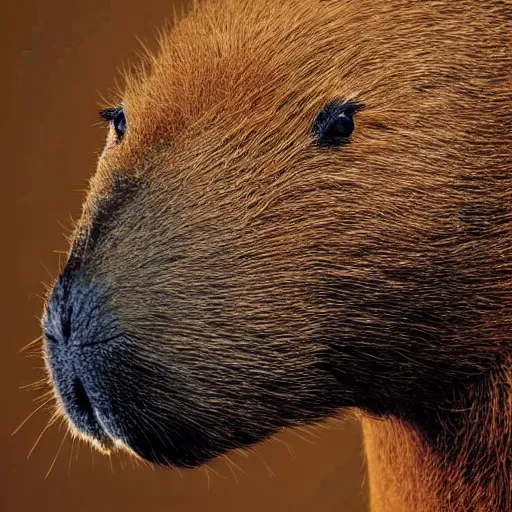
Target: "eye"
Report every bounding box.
[312,101,361,147]
[99,106,127,142]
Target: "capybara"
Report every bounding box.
[41,1,511,510]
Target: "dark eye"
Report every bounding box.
[312,101,361,147]
[99,106,127,142]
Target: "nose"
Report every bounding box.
[43,262,119,446]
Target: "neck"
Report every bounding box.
[361,367,512,512]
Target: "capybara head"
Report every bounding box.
[42,0,511,467]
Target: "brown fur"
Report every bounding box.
[43,1,511,511]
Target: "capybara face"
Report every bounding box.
[42,0,511,467]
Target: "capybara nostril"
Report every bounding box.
[43,265,121,447]
[60,305,72,343]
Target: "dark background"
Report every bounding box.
[3,1,368,510]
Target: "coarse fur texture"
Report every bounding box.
[41,1,511,511]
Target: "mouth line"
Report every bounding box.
[75,332,125,349]
[71,377,96,421]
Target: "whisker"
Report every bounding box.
[258,453,275,478]
[19,335,43,354]
[68,436,76,478]
[202,466,212,490]
[33,390,55,404]
[12,396,54,436]
[287,429,315,445]
[234,447,250,459]
[224,456,238,484]
[19,378,48,391]
[224,454,244,483]
[37,293,49,305]
[57,219,74,236]
[295,425,321,440]
[273,437,296,460]
[260,460,275,478]
[31,364,51,374]
[247,447,275,478]
[44,429,68,479]
[126,449,146,472]
[27,411,60,459]
[40,262,55,282]
[202,462,224,480]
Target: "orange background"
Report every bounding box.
[3,1,368,510]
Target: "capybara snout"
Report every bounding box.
[44,162,350,466]
[43,265,114,450]
[43,0,511,469]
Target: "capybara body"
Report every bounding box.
[42,1,511,510]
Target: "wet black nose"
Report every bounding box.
[43,263,120,445]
